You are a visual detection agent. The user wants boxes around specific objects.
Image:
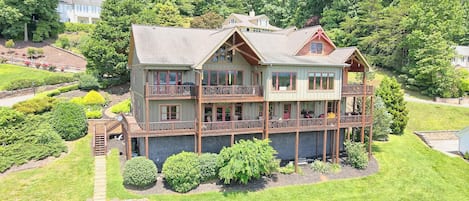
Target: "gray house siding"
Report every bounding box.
[149,100,196,122]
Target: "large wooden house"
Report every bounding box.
[123,23,374,169]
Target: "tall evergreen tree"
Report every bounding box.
[376,77,409,135]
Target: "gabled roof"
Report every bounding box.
[130,24,370,69]
[456,46,469,56]
[456,126,469,137]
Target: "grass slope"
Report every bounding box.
[0,134,94,201]
[0,64,73,90]
[107,101,469,200]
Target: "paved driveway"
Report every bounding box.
[415,131,460,157]
[0,94,34,107]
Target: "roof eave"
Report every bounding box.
[260,61,350,68]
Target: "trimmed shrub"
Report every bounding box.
[50,102,87,141]
[5,79,43,91]
[218,139,279,184]
[310,160,341,174]
[13,96,57,114]
[43,75,74,85]
[83,90,105,105]
[163,152,201,193]
[64,22,95,33]
[344,140,369,169]
[464,151,469,160]
[70,97,84,105]
[123,157,157,188]
[0,107,25,128]
[86,110,102,119]
[199,153,219,182]
[78,74,100,91]
[58,84,79,93]
[110,99,131,114]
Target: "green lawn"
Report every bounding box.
[0,64,73,90]
[0,134,94,201]
[106,101,469,201]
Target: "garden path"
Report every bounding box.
[0,94,34,107]
[94,155,106,201]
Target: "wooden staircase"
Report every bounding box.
[92,119,122,156]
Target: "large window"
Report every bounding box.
[310,42,323,54]
[160,105,180,121]
[309,72,334,90]
[152,71,182,85]
[272,72,296,91]
[211,45,233,63]
[202,70,243,86]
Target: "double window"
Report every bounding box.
[310,42,323,54]
[160,105,180,121]
[272,72,296,91]
[202,70,243,86]
[309,72,334,90]
[152,71,182,85]
[211,45,233,63]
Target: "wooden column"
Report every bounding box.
[231,134,234,145]
[368,96,374,158]
[322,100,327,162]
[295,101,300,173]
[144,70,150,158]
[264,101,270,139]
[336,100,341,163]
[126,132,132,160]
[196,71,203,155]
[360,70,367,143]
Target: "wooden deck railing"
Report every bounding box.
[202,120,263,131]
[147,85,195,97]
[148,121,196,131]
[202,85,262,96]
[342,84,374,96]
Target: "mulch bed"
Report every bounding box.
[109,137,379,195]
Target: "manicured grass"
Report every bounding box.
[0,134,94,201]
[107,102,469,200]
[0,64,73,90]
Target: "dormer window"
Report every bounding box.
[258,19,268,27]
[310,42,323,54]
[229,18,236,24]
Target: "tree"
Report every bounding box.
[372,96,393,140]
[217,139,278,184]
[191,11,223,29]
[83,0,185,84]
[375,77,408,135]
[0,0,62,41]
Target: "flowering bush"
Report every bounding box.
[24,61,31,66]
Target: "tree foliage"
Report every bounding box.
[372,96,393,140]
[83,0,185,84]
[0,0,62,41]
[191,12,223,29]
[162,152,201,193]
[376,77,409,135]
[217,139,278,184]
[50,102,87,141]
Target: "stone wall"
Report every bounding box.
[0,81,77,99]
[434,97,469,105]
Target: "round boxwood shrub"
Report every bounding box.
[199,153,219,182]
[123,157,158,188]
[162,152,201,193]
[50,102,87,141]
[78,74,100,91]
[82,90,105,105]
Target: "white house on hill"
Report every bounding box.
[452,46,469,68]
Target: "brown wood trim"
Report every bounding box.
[295,101,300,173]
[323,100,327,162]
[264,101,269,139]
[360,72,366,143]
[336,100,341,163]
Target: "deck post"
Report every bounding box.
[264,101,269,139]
[295,101,300,173]
[144,70,150,159]
[231,133,234,146]
[368,96,374,158]
[361,69,367,143]
[336,100,341,163]
[323,100,327,162]
[196,71,203,155]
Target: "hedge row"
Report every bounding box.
[5,76,75,91]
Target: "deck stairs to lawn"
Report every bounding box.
[92,120,121,156]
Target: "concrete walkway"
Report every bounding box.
[0,94,34,107]
[93,156,106,201]
[405,94,469,108]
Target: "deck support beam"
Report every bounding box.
[322,100,327,162]
[144,69,150,159]
[336,100,341,163]
[360,70,367,143]
[295,101,300,173]
[264,101,269,139]
[196,71,203,155]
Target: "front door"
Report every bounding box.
[283,104,291,119]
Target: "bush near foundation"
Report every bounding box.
[123,157,158,188]
[163,152,201,193]
[50,102,87,141]
[110,98,131,114]
[199,153,219,182]
[217,139,279,184]
[344,140,369,169]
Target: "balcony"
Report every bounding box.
[202,85,263,96]
[202,120,264,135]
[342,84,374,96]
[146,85,195,98]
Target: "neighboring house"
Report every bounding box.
[456,126,469,155]
[452,46,469,68]
[57,0,102,24]
[122,24,374,169]
[222,10,282,32]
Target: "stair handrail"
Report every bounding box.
[92,124,96,156]
[104,124,107,155]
